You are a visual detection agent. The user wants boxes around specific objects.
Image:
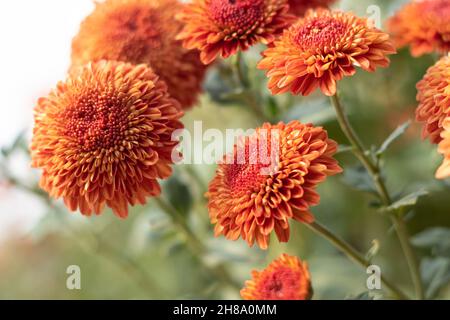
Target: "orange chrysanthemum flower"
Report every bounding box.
[71,0,207,109]
[31,61,183,218]
[176,0,295,64]
[436,119,450,179]
[206,121,341,249]
[258,9,396,96]
[387,0,450,57]
[416,54,450,144]
[288,0,336,16]
[241,254,312,300]
[416,55,450,179]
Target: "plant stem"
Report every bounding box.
[233,52,267,123]
[234,51,250,89]
[329,93,424,299]
[391,212,424,299]
[52,210,164,298]
[306,220,409,300]
[154,197,240,290]
[330,94,390,203]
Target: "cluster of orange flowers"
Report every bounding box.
[388,0,450,179]
[30,0,450,300]
[416,54,450,179]
[387,0,450,57]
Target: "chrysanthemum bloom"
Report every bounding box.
[31,61,183,218]
[71,0,207,109]
[176,0,296,64]
[258,9,396,96]
[416,54,450,144]
[436,119,450,179]
[241,254,312,300]
[387,0,450,57]
[288,0,336,16]
[206,121,341,249]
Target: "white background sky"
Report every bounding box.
[0,0,94,240]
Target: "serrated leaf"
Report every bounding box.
[377,121,411,156]
[420,257,450,299]
[341,166,376,193]
[412,227,450,257]
[388,189,428,211]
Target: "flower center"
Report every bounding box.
[293,17,347,50]
[224,133,279,194]
[63,90,128,152]
[224,147,268,194]
[257,266,302,300]
[225,162,266,194]
[208,0,265,31]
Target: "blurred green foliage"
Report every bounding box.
[0,0,449,300]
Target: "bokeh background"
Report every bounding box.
[0,0,449,299]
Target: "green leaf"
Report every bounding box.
[266,96,280,118]
[341,166,376,193]
[420,257,450,299]
[163,176,193,215]
[412,227,450,257]
[346,292,377,300]
[203,67,239,105]
[377,121,411,156]
[284,97,334,125]
[387,189,428,211]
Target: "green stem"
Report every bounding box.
[154,197,240,290]
[233,52,267,123]
[93,234,165,297]
[234,51,250,89]
[391,212,425,300]
[330,94,390,203]
[306,220,409,300]
[329,93,424,299]
[53,211,163,297]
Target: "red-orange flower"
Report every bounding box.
[258,9,396,96]
[31,61,183,218]
[436,119,450,179]
[436,117,450,179]
[416,54,450,144]
[71,0,207,109]
[241,254,312,300]
[387,0,450,57]
[288,0,336,16]
[206,121,341,249]
[176,0,295,64]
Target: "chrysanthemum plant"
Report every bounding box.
[176,0,447,300]
[0,0,445,300]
